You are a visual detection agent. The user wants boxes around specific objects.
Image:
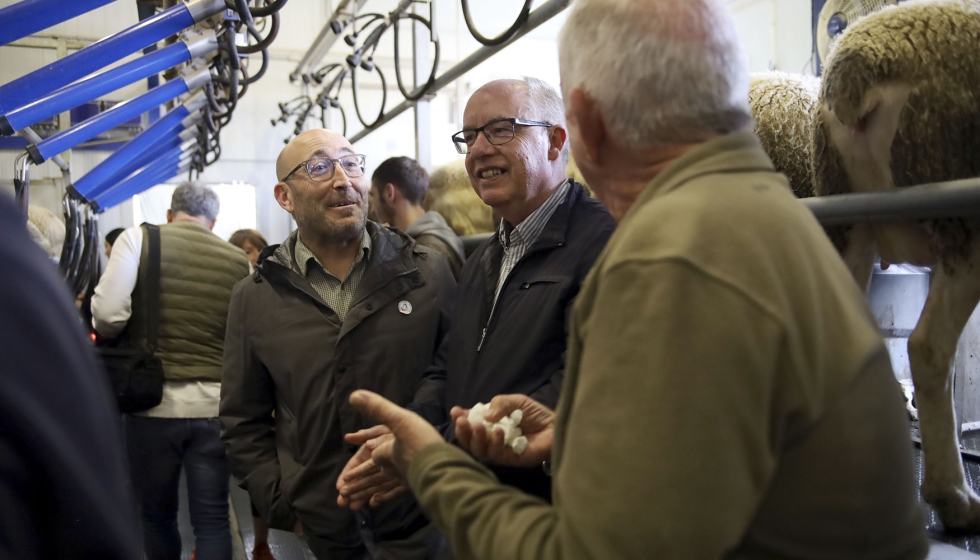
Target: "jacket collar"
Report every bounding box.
[257,222,419,299]
[624,132,774,223]
[478,180,588,308]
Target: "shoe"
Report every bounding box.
[252,542,277,560]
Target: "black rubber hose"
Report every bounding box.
[460,0,532,46]
[293,99,313,136]
[225,0,287,18]
[72,213,96,296]
[239,47,267,86]
[320,103,346,136]
[58,196,77,278]
[393,13,440,101]
[351,60,387,128]
[67,200,85,286]
[235,61,250,98]
[238,12,278,54]
[234,0,253,27]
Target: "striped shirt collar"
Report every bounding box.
[294,229,372,279]
[498,179,571,250]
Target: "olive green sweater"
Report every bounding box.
[408,133,928,560]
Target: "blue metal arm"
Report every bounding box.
[93,146,191,211]
[85,128,200,201]
[27,70,211,164]
[0,0,224,115]
[73,92,206,198]
[0,0,117,48]
[0,37,216,136]
[95,160,191,211]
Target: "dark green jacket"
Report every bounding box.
[220,223,454,545]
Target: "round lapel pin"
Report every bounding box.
[398,300,413,315]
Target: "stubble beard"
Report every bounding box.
[296,198,368,245]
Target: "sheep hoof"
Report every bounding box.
[923,483,980,532]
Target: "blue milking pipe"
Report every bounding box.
[0,0,224,115]
[95,160,192,211]
[73,92,206,198]
[83,125,199,201]
[0,36,217,136]
[91,144,188,208]
[26,69,211,164]
[0,0,117,48]
[93,146,194,210]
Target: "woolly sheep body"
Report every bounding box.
[812,0,980,263]
[749,72,820,199]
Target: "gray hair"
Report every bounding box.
[171,181,219,221]
[559,0,753,149]
[520,76,570,165]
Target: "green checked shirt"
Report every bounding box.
[294,230,372,322]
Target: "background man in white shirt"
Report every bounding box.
[92,182,249,560]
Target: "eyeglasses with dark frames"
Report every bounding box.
[279,154,367,183]
[451,117,552,155]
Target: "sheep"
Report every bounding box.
[27,205,65,260]
[748,72,820,199]
[423,158,496,236]
[811,0,980,531]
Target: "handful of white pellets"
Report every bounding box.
[467,402,529,455]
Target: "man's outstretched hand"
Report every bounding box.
[344,391,444,493]
[452,394,555,468]
[337,425,407,510]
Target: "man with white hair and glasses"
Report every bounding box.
[332,1,929,559]
[337,77,615,507]
[220,129,454,559]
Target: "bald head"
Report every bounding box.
[558,0,751,149]
[277,129,353,183]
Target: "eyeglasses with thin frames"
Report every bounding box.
[451,117,552,155]
[279,154,367,183]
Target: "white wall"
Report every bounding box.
[0,0,815,244]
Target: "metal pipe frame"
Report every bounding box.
[27,69,211,164]
[800,178,980,225]
[0,36,216,136]
[0,0,117,48]
[290,0,370,82]
[349,0,571,144]
[0,0,223,115]
[16,127,70,173]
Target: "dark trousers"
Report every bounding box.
[126,416,231,560]
[304,516,449,560]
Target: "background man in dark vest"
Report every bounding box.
[93,182,250,560]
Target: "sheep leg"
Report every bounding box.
[840,223,877,291]
[911,252,980,530]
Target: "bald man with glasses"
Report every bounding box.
[220,129,455,560]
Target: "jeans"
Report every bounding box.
[126,416,231,560]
